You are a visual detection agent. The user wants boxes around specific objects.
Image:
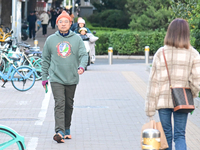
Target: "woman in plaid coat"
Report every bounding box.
[145,18,200,150]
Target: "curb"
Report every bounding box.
[194,97,200,109]
[95,55,154,59]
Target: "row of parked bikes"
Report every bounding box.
[0,25,40,150]
[0,25,42,92]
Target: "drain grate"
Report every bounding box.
[74,106,109,109]
[0,118,38,121]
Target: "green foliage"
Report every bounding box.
[52,0,63,7]
[189,1,200,51]
[95,32,110,55]
[91,0,128,12]
[89,0,130,29]
[88,9,130,29]
[95,30,166,55]
[170,0,198,19]
[126,0,172,31]
[171,0,200,52]
[89,27,118,31]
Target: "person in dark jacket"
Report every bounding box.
[27,11,37,40]
[70,17,82,31]
[74,18,91,33]
[51,8,57,29]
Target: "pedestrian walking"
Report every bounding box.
[47,10,52,26]
[145,18,200,150]
[50,8,57,29]
[34,11,41,32]
[41,10,88,143]
[27,11,37,40]
[40,11,49,37]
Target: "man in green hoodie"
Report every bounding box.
[42,11,88,143]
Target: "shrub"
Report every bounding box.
[95,30,166,55]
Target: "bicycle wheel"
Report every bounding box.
[0,126,25,150]
[23,56,42,80]
[11,66,35,91]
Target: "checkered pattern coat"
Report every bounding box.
[145,45,200,117]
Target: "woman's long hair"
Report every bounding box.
[164,18,190,49]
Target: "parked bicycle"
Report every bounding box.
[0,50,36,91]
[0,41,42,80]
[0,124,26,150]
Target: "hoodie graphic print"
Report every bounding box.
[57,41,72,58]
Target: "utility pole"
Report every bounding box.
[68,0,71,8]
[72,0,74,17]
[11,0,16,36]
[24,0,28,20]
[63,0,66,7]
[12,0,21,42]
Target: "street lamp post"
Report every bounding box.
[63,0,66,7]
[72,0,74,18]
[24,0,28,20]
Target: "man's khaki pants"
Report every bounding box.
[51,82,77,134]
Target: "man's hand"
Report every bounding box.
[42,80,48,93]
[78,68,84,75]
[43,84,48,93]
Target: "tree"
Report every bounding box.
[126,0,172,31]
[1,0,12,28]
[170,0,200,51]
[88,0,130,29]
[170,0,198,19]
[92,0,127,12]
[52,0,63,8]
[28,0,37,13]
[89,9,130,28]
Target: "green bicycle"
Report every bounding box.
[0,125,26,150]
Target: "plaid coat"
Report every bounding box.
[145,45,200,117]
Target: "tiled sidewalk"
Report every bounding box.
[0,27,199,149]
[0,62,199,149]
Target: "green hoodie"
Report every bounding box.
[42,31,88,85]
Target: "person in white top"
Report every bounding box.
[40,11,49,37]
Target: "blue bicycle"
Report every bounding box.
[0,50,36,91]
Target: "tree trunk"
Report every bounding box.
[1,0,12,28]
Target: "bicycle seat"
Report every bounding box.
[25,50,41,55]
[9,56,20,61]
[29,47,40,51]
[18,42,30,48]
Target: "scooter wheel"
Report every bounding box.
[22,34,28,41]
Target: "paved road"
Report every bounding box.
[0,27,199,150]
